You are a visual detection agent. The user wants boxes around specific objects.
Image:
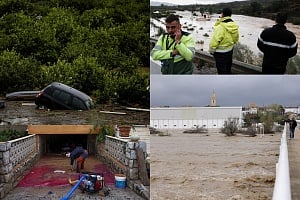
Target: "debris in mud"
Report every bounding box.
[234,175,275,190]
[158,131,170,136]
[245,175,275,184]
[149,127,168,136]
[183,126,208,134]
[0,100,5,109]
[0,101,149,126]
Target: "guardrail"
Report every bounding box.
[272,123,291,200]
[150,38,262,74]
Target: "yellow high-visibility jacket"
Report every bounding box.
[151,31,195,62]
[209,16,239,54]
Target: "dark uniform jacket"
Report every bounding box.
[257,24,298,74]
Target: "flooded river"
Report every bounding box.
[150,129,281,200]
[151,11,300,56]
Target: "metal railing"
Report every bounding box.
[150,38,262,74]
[272,123,291,200]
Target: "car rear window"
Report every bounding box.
[72,97,86,110]
[52,90,71,105]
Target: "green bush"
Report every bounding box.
[0,129,28,142]
[0,0,150,107]
[221,118,239,136]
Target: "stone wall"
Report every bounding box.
[0,135,39,199]
[97,136,148,186]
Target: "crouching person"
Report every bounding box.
[67,144,88,172]
[76,149,88,173]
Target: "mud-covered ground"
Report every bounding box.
[150,129,281,200]
[3,155,145,200]
[0,100,149,126]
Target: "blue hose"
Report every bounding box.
[60,174,86,200]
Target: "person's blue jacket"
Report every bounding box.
[70,146,84,165]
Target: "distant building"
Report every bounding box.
[150,106,243,129]
[242,108,257,115]
[150,92,242,129]
[284,106,300,115]
[210,91,217,107]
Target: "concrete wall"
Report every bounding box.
[0,135,39,199]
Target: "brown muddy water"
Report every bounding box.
[150,129,281,200]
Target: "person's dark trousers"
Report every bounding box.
[214,50,233,74]
[290,128,295,139]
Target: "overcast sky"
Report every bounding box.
[150,75,300,107]
[151,0,248,5]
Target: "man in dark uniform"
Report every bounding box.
[257,12,298,74]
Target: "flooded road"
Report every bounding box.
[150,129,281,200]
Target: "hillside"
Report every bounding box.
[151,0,300,25]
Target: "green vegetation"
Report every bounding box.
[0,0,149,107]
[0,129,28,142]
[221,117,239,136]
[222,104,285,137]
[243,104,285,133]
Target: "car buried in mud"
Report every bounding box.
[6,91,40,101]
[35,82,94,110]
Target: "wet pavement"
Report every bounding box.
[3,155,145,200]
[288,127,300,200]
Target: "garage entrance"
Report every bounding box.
[28,125,99,155]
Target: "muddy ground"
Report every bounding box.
[0,100,149,126]
[3,155,145,200]
[150,129,281,200]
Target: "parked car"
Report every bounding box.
[6,91,40,101]
[35,82,94,110]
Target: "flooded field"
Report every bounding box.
[150,129,281,200]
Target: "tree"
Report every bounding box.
[221,118,239,136]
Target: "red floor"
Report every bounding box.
[18,155,115,187]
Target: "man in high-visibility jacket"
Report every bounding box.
[151,14,195,74]
[209,7,239,74]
